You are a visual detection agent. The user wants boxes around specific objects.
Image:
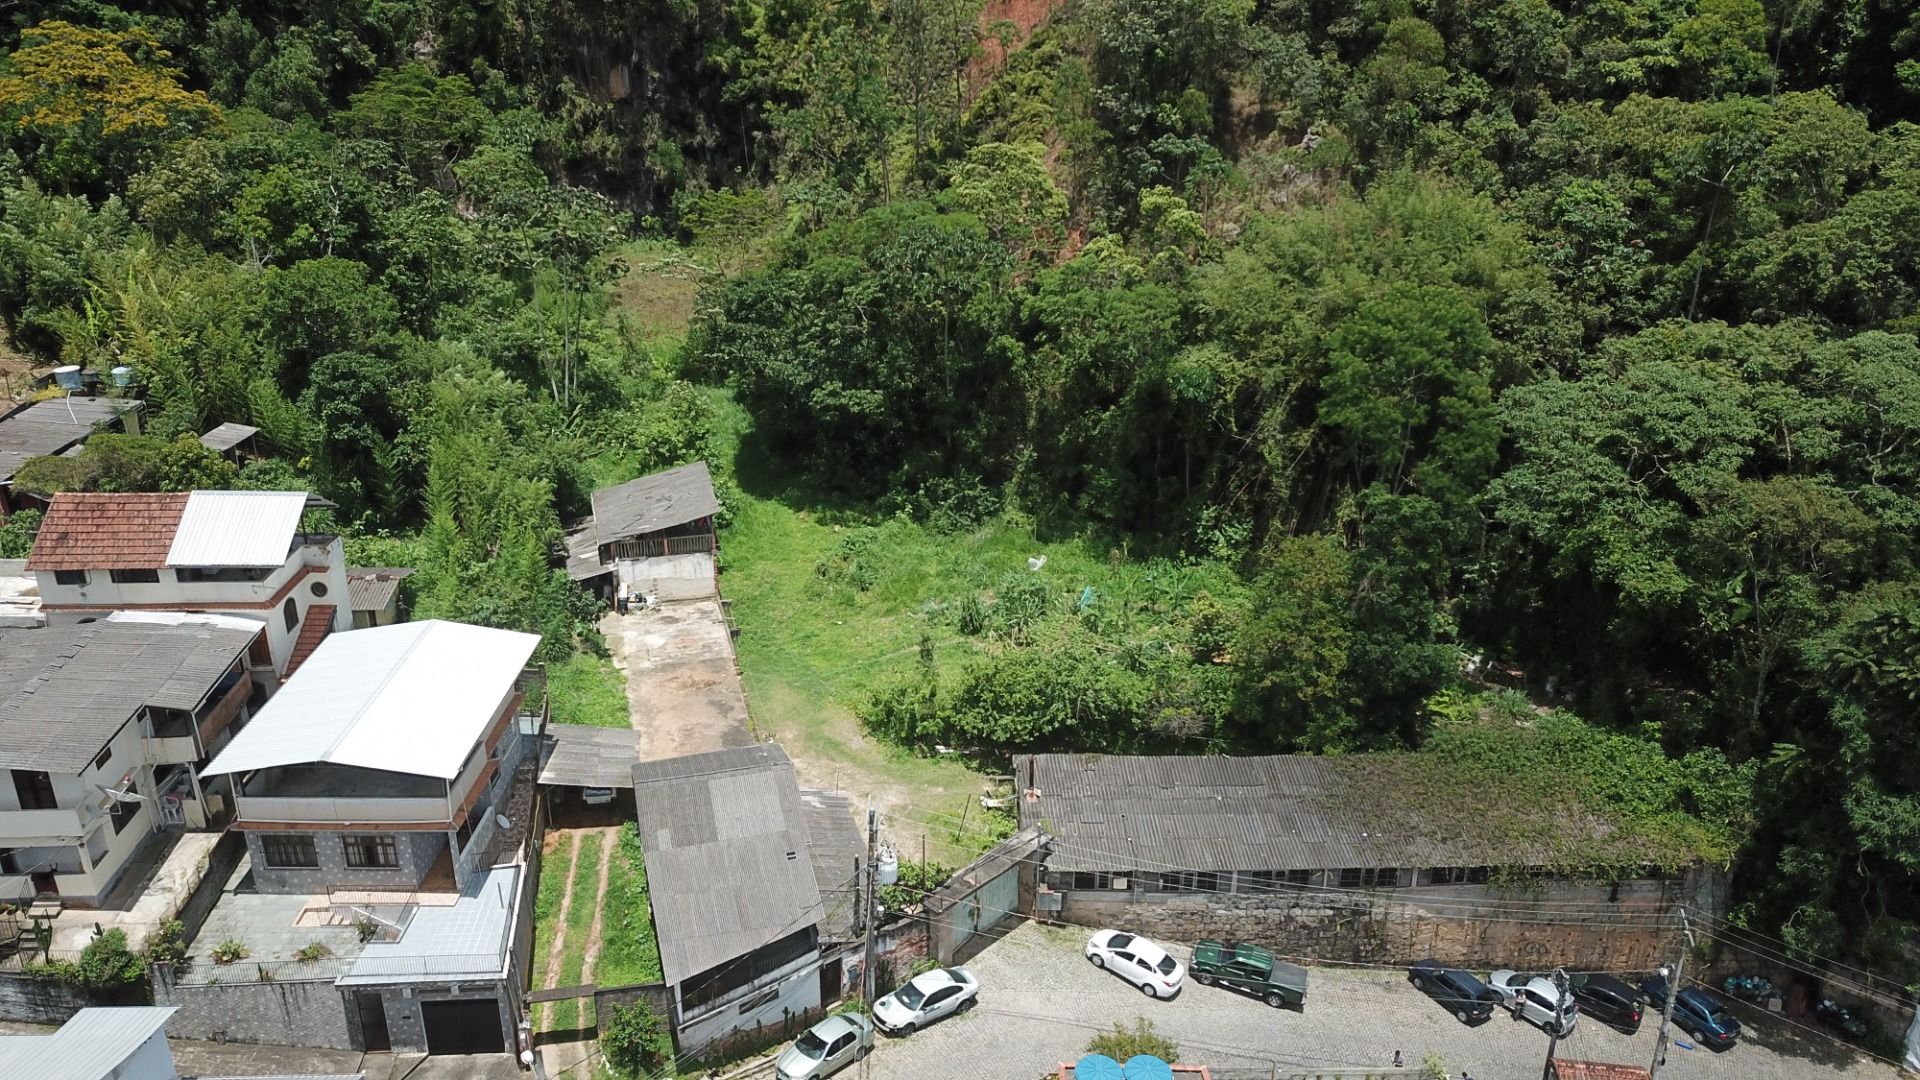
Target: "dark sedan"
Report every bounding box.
[1571,973,1643,1033]
[1408,959,1502,1024]
[1672,987,1742,1049]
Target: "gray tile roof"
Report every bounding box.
[631,744,826,985]
[539,725,640,788]
[0,397,139,485]
[588,462,719,543]
[338,863,518,985]
[1016,752,1657,875]
[344,565,414,613]
[0,615,259,772]
[798,789,863,941]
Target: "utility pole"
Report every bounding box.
[1649,908,1695,1079]
[859,805,880,1080]
[1540,967,1570,1080]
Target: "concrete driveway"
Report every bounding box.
[864,921,1903,1080]
[599,600,753,759]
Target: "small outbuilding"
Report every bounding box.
[568,461,722,602]
[345,565,414,627]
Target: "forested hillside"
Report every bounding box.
[1,0,1917,1004]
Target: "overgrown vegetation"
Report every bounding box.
[600,998,673,1076]
[596,823,663,988]
[3,0,1918,994]
[547,652,630,729]
[1086,1017,1178,1063]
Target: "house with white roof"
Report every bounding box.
[199,620,544,895]
[25,490,353,676]
[153,620,546,1057]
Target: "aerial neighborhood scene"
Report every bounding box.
[2,2,1920,1080]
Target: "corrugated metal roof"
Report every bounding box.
[201,620,542,781]
[197,421,260,451]
[0,397,139,485]
[563,525,606,581]
[630,743,826,984]
[0,1005,175,1079]
[1017,753,1639,875]
[589,461,719,543]
[165,490,309,567]
[345,566,414,612]
[539,725,640,788]
[799,789,862,941]
[0,613,260,773]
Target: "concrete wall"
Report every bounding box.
[1049,870,1721,974]
[152,971,355,1049]
[676,951,822,1055]
[242,828,448,894]
[0,972,145,1024]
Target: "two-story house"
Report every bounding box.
[0,612,270,903]
[25,490,353,676]
[199,619,543,895]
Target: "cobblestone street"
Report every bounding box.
[865,921,1904,1080]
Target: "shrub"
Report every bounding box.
[143,920,186,966]
[0,507,42,558]
[600,999,673,1074]
[210,939,250,965]
[879,859,954,914]
[1086,1017,1178,1062]
[295,942,333,963]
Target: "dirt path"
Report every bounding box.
[576,827,618,991]
[538,832,582,1012]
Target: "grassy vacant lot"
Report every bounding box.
[548,652,630,729]
[595,824,662,988]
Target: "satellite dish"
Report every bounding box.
[496,814,512,829]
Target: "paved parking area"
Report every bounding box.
[866,921,1903,1080]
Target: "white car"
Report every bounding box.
[1489,969,1578,1036]
[1086,929,1186,998]
[871,966,979,1034]
[775,1013,874,1080]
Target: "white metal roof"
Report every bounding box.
[165,489,309,567]
[0,1005,176,1080]
[201,620,541,780]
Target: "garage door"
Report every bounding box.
[421,998,506,1055]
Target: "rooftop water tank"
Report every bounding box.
[52,365,82,390]
[110,366,133,387]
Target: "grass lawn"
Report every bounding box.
[548,652,630,729]
[594,823,662,987]
[548,833,607,1033]
[530,831,575,1031]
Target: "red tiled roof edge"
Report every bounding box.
[283,603,337,677]
[24,492,190,571]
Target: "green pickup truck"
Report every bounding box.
[1190,940,1309,1009]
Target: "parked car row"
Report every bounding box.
[1407,960,1740,1051]
[1086,929,1312,1010]
[777,966,981,1080]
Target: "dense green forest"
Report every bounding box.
[1,0,1918,1005]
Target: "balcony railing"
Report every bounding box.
[233,795,452,826]
[0,806,95,842]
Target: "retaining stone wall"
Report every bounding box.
[151,972,355,1049]
[1055,876,1718,974]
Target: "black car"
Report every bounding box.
[1408,959,1501,1023]
[1571,973,1643,1032]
